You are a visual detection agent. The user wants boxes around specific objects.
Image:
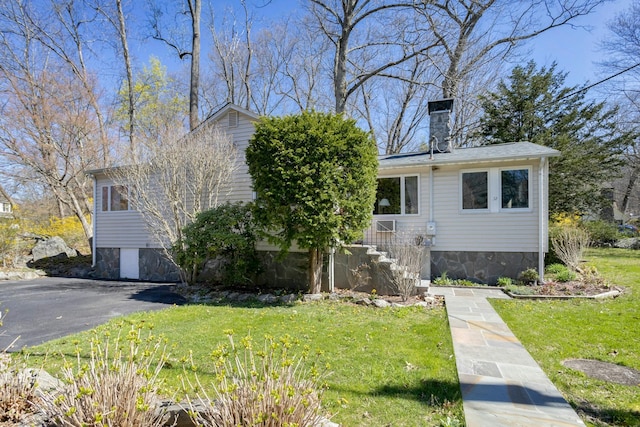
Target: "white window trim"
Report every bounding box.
[374,174,420,216]
[460,166,533,214]
[102,185,133,212]
[499,166,533,212]
[460,168,490,213]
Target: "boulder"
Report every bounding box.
[31,236,77,261]
[614,237,640,250]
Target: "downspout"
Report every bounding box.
[429,165,434,223]
[538,157,546,283]
[92,174,97,267]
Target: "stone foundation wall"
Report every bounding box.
[256,246,409,295]
[255,251,309,291]
[430,251,538,285]
[95,247,535,289]
[93,247,180,282]
[94,248,120,280]
[139,248,181,282]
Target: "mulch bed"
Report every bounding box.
[528,280,624,297]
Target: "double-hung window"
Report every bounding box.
[461,167,531,212]
[374,176,419,215]
[102,185,131,212]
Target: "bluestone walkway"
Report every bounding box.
[430,287,586,427]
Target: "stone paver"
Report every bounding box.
[431,287,586,427]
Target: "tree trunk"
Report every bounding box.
[308,248,323,294]
[116,0,136,160]
[189,0,201,130]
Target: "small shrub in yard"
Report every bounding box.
[40,322,171,427]
[187,332,329,427]
[385,234,425,301]
[432,272,454,286]
[518,268,539,285]
[496,277,513,287]
[581,220,620,246]
[550,225,590,272]
[545,263,577,282]
[0,355,41,424]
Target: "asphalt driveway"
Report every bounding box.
[0,277,186,351]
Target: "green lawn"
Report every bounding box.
[491,248,640,427]
[28,301,463,427]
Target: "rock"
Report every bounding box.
[614,237,640,250]
[372,299,391,308]
[257,293,278,304]
[391,302,405,308]
[0,270,44,281]
[155,400,209,427]
[328,292,340,301]
[413,301,432,308]
[28,368,63,392]
[303,293,324,302]
[279,293,298,303]
[354,297,372,306]
[317,419,340,427]
[236,293,253,302]
[226,292,240,301]
[31,236,77,261]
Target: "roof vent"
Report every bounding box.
[228,110,238,128]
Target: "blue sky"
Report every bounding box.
[156,0,632,88]
[529,0,633,87]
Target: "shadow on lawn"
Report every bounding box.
[574,400,640,427]
[332,378,462,407]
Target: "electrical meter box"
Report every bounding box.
[426,221,436,236]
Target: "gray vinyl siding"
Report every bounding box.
[94,109,258,250]
[94,175,156,248]
[369,160,544,252]
[219,112,256,203]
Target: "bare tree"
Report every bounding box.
[0,1,107,243]
[87,0,137,159]
[107,124,237,280]
[149,0,201,130]
[414,0,608,145]
[600,1,640,216]
[356,54,438,153]
[0,65,100,243]
[308,0,436,114]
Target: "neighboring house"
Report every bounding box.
[88,102,559,289]
[0,185,14,219]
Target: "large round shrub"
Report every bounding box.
[174,202,260,286]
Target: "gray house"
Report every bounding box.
[0,185,14,219]
[88,103,559,289]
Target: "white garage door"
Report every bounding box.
[120,248,139,279]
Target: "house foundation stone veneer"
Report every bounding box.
[430,251,538,285]
[94,248,120,280]
[139,248,181,282]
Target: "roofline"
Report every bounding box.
[378,143,560,169]
[202,102,260,126]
